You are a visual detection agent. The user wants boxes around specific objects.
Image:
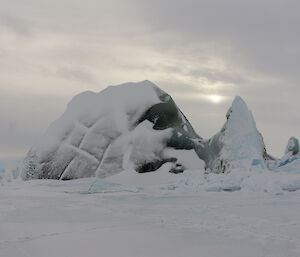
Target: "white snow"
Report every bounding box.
[221,96,266,168]
[163,148,205,170]
[272,154,300,174]
[1,172,300,257]
[42,80,162,149]
[22,81,174,180]
[126,120,172,169]
[208,96,267,173]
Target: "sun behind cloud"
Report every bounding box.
[209,94,222,104]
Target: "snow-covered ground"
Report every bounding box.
[1,167,300,257]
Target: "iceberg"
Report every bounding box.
[274,137,300,170]
[195,96,272,173]
[22,81,203,180]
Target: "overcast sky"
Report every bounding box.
[1,0,300,159]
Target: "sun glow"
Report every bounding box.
[209,94,222,104]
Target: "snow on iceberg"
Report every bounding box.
[22,81,203,180]
[271,136,300,172]
[196,96,272,173]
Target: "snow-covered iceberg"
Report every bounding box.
[271,136,300,172]
[22,81,203,180]
[195,96,273,173]
[285,136,299,155]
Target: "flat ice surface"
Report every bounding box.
[1,174,300,257]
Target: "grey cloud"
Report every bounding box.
[0,48,6,57]
[187,69,247,86]
[7,121,17,133]
[157,80,204,94]
[0,91,69,157]
[0,13,32,36]
[56,67,95,83]
[136,0,300,83]
[0,0,299,158]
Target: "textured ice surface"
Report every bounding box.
[270,137,300,172]
[285,136,299,155]
[196,96,269,173]
[22,81,201,180]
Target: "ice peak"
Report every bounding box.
[227,97,256,129]
[233,95,245,102]
[115,80,156,88]
[139,80,156,86]
[225,96,256,136]
[285,136,299,155]
[229,96,249,116]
